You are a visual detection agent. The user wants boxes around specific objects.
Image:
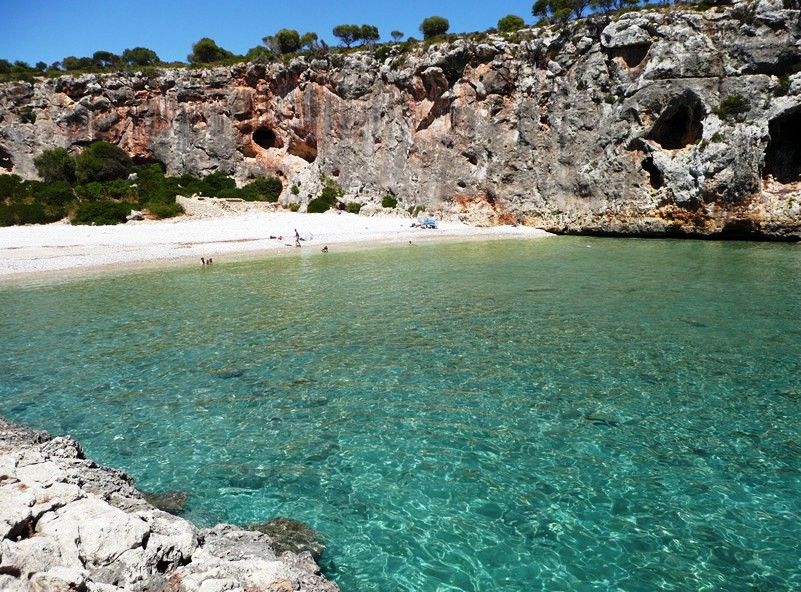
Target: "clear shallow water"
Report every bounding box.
[2,237,801,591]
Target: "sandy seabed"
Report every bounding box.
[0,210,553,280]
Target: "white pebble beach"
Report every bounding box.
[0,210,553,280]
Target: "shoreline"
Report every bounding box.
[0,211,553,283]
[0,415,337,591]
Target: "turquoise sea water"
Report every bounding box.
[2,237,801,591]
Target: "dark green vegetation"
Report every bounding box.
[332,24,380,48]
[188,38,234,64]
[307,176,345,213]
[498,15,526,33]
[0,47,162,82]
[381,195,399,208]
[420,16,451,40]
[0,142,283,226]
[714,95,752,122]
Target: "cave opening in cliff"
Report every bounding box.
[253,127,280,150]
[0,146,12,171]
[763,107,801,183]
[641,157,664,189]
[607,43,651,69]
[647,92,704,150]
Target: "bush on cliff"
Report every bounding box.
[34,148,76,183]
[121,47,160,67]
[333,24,362,48]
[714,95,751,122]
[498,15,526,32]
[268,29,301,54]
[188,38,234,64]
[307,177,344,213]
[420,16,450,39]
[74,142,133,184]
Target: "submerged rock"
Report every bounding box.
[0,416,338,592]
[247,517,326,560]
[142,489,189,514]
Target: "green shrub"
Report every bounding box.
[200,171,237,194]
[0,174,26,200]
[291,184,300,195]
[0,202,64,226]
[714,95,751,122]
[288,202,300,212]
[245,176,282,201]
[381,195,398,208]
[74,141,132,183]
[134,164,178,203]
[374,45,392,62]
[104,178,136,199]
[75,182,104,201]
[498,14,526,33]
[188,37,234,64]
[420,16,450,40]
[346,202,362,214]
[72,201,130,225]
[35,180,75,206]
[319,184,342,204]
[145,201,183,219]
[306,197,332,213]
[34,148,76,183]
[308,176,345,213]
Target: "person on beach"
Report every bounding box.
[321,245,328,253]
[294,229,301,248]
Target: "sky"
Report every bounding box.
[0,0,536,65]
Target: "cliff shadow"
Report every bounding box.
[764,107,801,183]
[647,91,704,150]
[0,146,12,171]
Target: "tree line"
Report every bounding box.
[1,0,690,82]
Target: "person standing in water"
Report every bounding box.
[294,229,301,248]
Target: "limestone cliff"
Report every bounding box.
[1,0,800,238]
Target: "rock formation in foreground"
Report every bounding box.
[0,0,800,239]
[0,417,338,592]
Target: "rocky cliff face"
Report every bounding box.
[0,417,337,592]
[1,0,800,238]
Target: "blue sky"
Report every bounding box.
[1,0,535,65]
